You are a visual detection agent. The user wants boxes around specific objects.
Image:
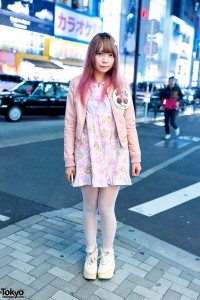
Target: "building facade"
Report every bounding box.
[0,0,198,87]
[0,0,102,81]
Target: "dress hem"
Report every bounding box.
[72,175,132,187]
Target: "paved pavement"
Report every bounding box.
[0,106,200,300]
[0,204,200,300]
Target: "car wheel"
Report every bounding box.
[6,106,22,122]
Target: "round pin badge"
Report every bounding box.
[113,89,131,109]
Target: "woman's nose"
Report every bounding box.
[102,54,108,62]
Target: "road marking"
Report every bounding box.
[0,133,64,149]
[0,214,10,221]
[120,144,200,190]
[129,182,200,217]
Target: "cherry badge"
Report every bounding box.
[113,89,131,109]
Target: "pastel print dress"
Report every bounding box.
[73,82,132,187]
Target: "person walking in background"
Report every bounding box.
[162,76,183,140]
[64,32,141,280]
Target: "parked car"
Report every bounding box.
[193,87,200,106]
[6,79,41,95]
[136,81,165,105]
[181,87,194,105]
[0,74,24,92]
[0,81,69,122]
[149,88,165,110]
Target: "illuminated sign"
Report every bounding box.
[46,38,88,61]
[54,4,102,43]
[141,9,147,19]
[0,0,55,35]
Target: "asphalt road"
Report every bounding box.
[0,109,200,256]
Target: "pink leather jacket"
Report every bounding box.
[64,75,141,167]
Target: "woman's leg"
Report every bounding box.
[97,185,120,279]
[98,185,120,251]
[81,186,99,253]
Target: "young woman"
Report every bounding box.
[64,32,141,280]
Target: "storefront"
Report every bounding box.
[0,51,16,74]
[16,38,88,81]
[0,1,102,80]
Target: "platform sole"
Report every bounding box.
[83,270,97,280]
[98,268,115,280]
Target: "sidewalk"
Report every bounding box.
[135,105,200,124]
[0,204,200,300]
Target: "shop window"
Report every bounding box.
[72,0,89,12]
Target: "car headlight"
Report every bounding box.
[188,95,193,101]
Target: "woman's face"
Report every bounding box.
[94,48,115,75]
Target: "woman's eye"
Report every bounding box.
[98,52,103,56]
[109,53,114,57]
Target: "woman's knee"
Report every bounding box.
[98,206,115,218]
[83,200,97,214]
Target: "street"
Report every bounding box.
[0,108,200,256]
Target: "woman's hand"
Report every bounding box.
[65,167,76,183]
[131,162,141,177]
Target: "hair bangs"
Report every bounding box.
[96,37,115,55]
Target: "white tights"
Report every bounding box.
[81,185,120,253]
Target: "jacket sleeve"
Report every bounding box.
[64,79,77,167]
[123,79,141,163]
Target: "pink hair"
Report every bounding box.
[77,32,123,105]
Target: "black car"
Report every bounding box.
[149,88,164,110]
[0,81,69,122]
[193,87,200,106]
[136,82,165,105]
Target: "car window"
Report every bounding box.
[7,75,14,82]
[44,83,56,96]
[137,82,153,92]
[15,76,23,83]
[0,75,7,81]
[33,84,44,96]
[13,82,35,94]
[56,83,69,97]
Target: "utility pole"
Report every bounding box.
[132,0,142,114]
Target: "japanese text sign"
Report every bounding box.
[47,38,88,61]
[54,5,102,43]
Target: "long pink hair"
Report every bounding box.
[77,32,123,105]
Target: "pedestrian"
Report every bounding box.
[162,76,183,139]
[64,32,141,280]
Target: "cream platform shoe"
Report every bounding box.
[98,249,115,279]
[83,248,98,280]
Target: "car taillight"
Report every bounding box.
[26,89,32,93]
